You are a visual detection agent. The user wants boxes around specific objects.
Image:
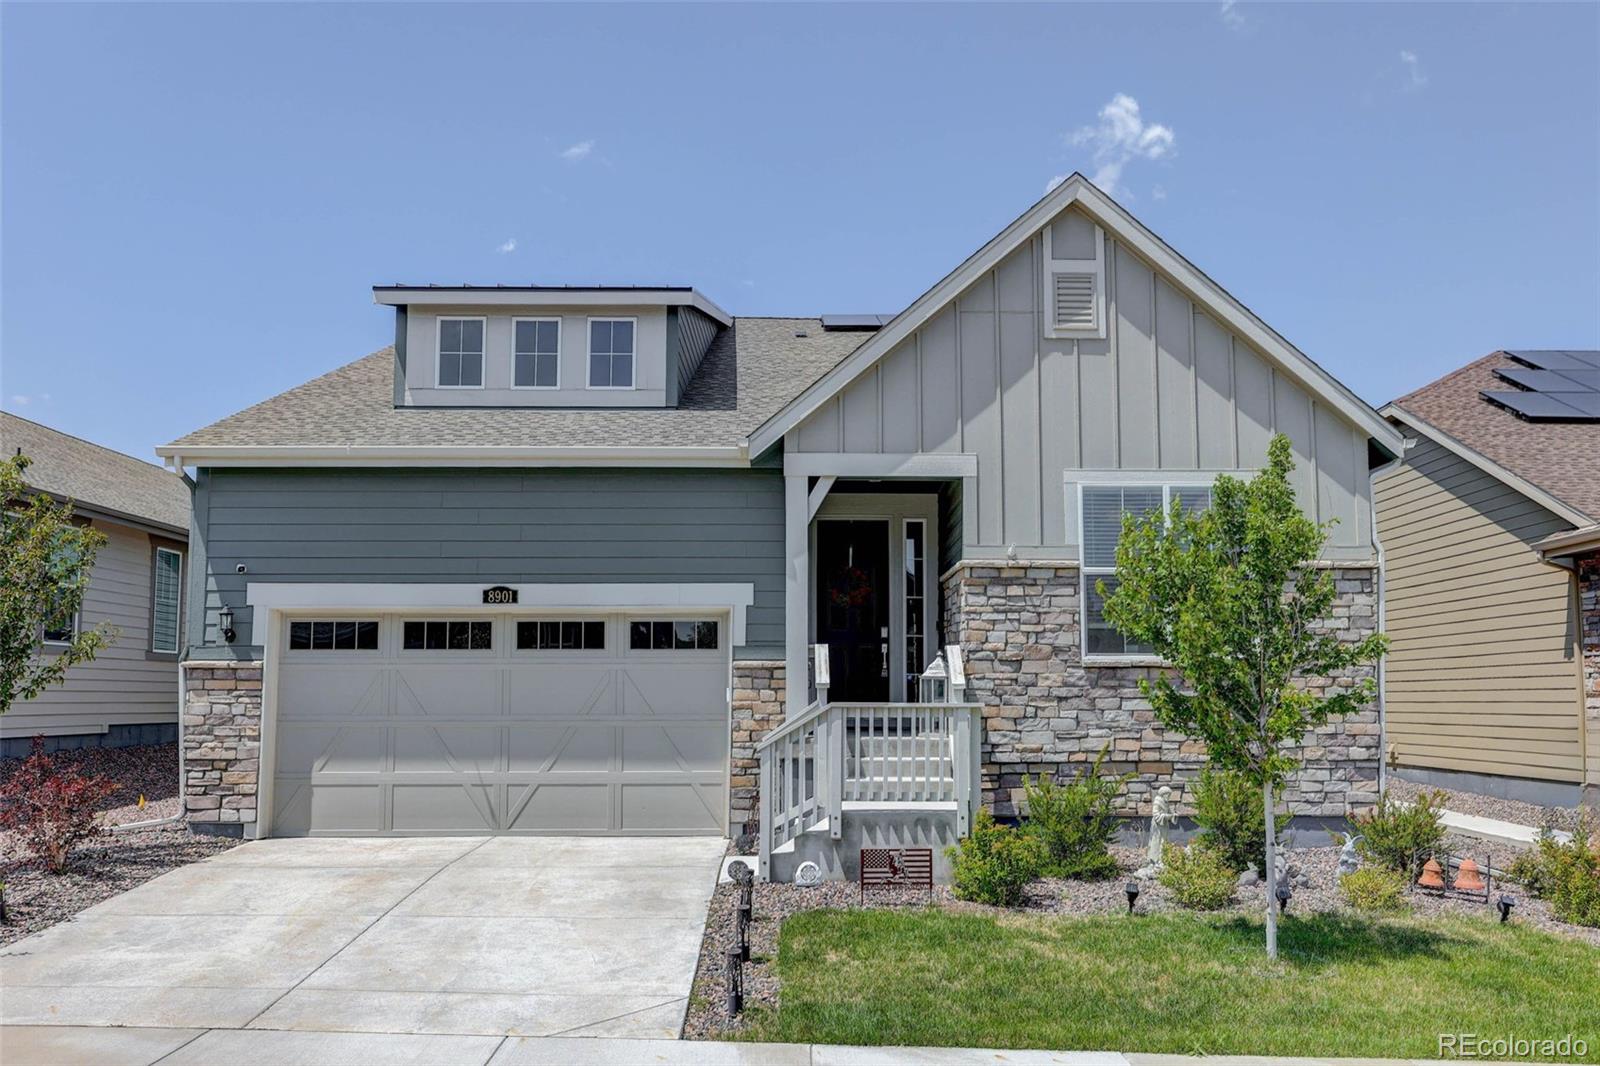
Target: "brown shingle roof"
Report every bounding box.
[1389,351,1600,522]
[166,318,866,451]
[1,412,190,533]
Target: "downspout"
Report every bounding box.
[113,470,196,835]
[1369,439,1411,798]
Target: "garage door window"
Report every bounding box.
[289,620,378,651]
[630,619,718,651]
[403,620,492,651]
[517,620,605,651]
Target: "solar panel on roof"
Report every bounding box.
[1482,349,1600,422]
[820,314,896,332]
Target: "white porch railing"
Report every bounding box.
[756,699,983,880]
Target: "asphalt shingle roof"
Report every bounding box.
[2,412,190,532]
[167,318,866,451]
[1390,351,1600,523]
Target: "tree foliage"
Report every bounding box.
[1101,434,1386,788]
[1,453,112,713]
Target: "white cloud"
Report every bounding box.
[1400,50,1427,89]
[1219,1,1245,29]
[10,395,29,406]
[560,140,595,161]
[9,393,49,407]
[1068,93,1176,198]
[1045,174,1069,194]
[1151,184,1168,201]
[497,238,517,254]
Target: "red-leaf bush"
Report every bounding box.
[0,736,119,873]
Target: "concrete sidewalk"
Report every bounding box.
[0,1028,1527,1066]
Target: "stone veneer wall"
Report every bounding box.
[181,660,264,835]
[730,660,786,839]
[1580,556,1600,813]
[941,562,1381,820]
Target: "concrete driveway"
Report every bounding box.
[0,835,726,1056]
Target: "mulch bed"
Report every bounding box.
[0,743,239,945]
[684,839,1599,1040]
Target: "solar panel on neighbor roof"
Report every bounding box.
[820,314,896,331]
[1481,350,1600,422]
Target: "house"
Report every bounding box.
[157,174,1403,859]
[1377,351,1600,811]
[1,413,191,757]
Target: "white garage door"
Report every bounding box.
[267,613,729,836]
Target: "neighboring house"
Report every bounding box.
[1377,351,1600,811]
[1,413,191,757]
[158,174,1404,851]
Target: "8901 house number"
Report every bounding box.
[481,586,519,605]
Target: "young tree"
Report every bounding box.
[1103,434,1386,958]
[1,453,112,714]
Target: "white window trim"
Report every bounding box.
[1075,476,1219,666]
[41,610,80,647]
[151,546,184,654]
[903,517,930,702]
[435,316,487,390]
[511,316,562,390]
[585,315,638,391]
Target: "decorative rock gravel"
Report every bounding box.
[684,841,1598,1040]
[1389,777,1584,834]
[0,743,238,945]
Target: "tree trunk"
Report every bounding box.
[1263,777,1278,959]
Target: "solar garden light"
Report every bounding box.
[737,897,753,962]
[1124,881,1140,915]
[724,946,743,1016]
[1276,883,1293,915]
[1497,894,1516,924]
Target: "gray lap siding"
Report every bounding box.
[187,466,787,658]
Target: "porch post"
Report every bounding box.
[785,473,810,719]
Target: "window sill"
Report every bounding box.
[1081,655,1168,668]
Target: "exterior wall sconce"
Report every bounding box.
[218,606,236,644]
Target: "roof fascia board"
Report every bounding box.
[17,487,188,539]
[783,452,979,479]
[1533,523,1600,560]
[155,444,750,470]
[748,175,1402,457]
[372,288,732,327]
[1382,403,1592,527]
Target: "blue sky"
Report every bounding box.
[3,2,1597,463]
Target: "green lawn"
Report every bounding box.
[738,909,1600,1060]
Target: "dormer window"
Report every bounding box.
[588,318,635,389]
[436,317,485,388]
[513,318,561,388]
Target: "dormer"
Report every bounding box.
[374,286,731,408]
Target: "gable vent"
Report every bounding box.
[1051,272,1097,331]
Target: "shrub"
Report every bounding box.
[1351,789,1446,878]
[0,737,119,873]
[1192,766,1286,877]
[1021,745,1131,880]
[1157,843,1237,910]
[1508,816,1600,929]
[1339,866,1408,913]
[947,809,1046,906]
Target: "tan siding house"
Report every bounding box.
[1377,351,1600,809]
[1,413,191,756]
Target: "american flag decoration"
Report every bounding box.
[860,847,933,902]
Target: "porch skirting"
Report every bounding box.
[940,562,1382,820]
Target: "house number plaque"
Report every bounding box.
[482,585,519,605]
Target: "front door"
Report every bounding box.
[815,520,890,702]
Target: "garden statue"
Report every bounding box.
[1338,834,1362,876]
[1145,786,1176,866]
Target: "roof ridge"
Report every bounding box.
[1,410,174,472]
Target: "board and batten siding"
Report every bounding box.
[2,520,181,740]
[788,208,1375,561]
[188,467,786,659]
[1375,431,1584,784]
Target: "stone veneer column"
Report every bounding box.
[941,562,1381,821]
[729,660,786,841]
[1580,555,1600,813]
[181,660,264,834]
